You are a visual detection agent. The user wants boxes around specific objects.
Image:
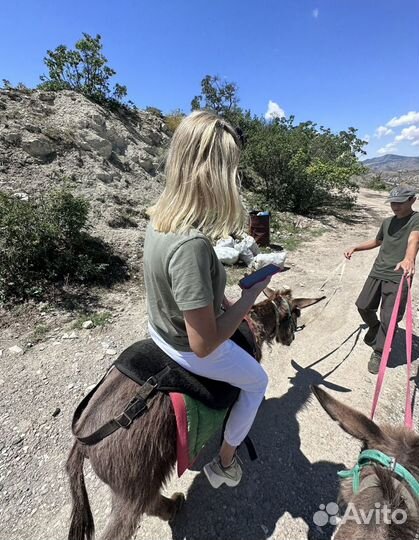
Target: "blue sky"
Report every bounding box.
[1,0,418,158]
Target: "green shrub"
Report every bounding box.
[165,109,186,134]
[145,106,163,117]
[0,190,127,304]
[365,174,388,191]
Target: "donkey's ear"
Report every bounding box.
[263,287,275,298]
[292,296,326,309]
[311,386,384,445]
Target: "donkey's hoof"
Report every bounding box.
[169,492,185,522]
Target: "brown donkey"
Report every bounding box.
[312,386,419,540]
[67,288,323,540]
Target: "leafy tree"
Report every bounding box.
[191,75,239,114]
[242,117,365,214]
[39,33,127,105]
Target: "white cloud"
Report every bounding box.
[387,111,419,128]
[312,8,319,18]
[264,100,285,121]
[377,142,398,156]
[375,126,393,138]
[394,125,419,143]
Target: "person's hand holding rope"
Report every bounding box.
[395,258,415,277]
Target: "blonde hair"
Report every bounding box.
[148,110,246,239]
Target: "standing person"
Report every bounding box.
[344,185,419,374]
[143,111,270,488]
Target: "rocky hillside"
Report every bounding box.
[363,154,419,173]
[358,154,419,189]
[0,88,170,267]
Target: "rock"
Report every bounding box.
[0,350,3,357]
[52,408,61,417]
[139,158,155,174]
[82,320,94,329]
[144,145,160,157]
[12,435,24,445]
[13,192,29,201]
[8,345,23,354]
[21,134,55,159]
[4,132,21,144]
[105,348,117,356]
[38,92,55,103]
[81,132,112,159]
[96,171,114,183]
[68,383,74,390]
[63,331,78,340]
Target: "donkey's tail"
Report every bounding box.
[66,442,94,540]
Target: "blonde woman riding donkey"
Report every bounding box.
[144,111,271,488]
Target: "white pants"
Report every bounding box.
[148,324,268,447]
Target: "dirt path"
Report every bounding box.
[1,189,418,540]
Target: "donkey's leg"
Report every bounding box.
[100,493,144,540]
[147,492,185,522]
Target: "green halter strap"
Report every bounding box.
[338,450,419,498]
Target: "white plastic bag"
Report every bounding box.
[216,236,235,249]
[234,235,259,256]
[252,251,287,270]
[214,246,240,265]
[239,249,254,266]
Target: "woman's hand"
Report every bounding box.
[240,276,272,302]
[184,277,272,358]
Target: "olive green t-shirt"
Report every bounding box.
[143,224,226,351]
[369,211,419,283]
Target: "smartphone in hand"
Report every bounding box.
[239,264,282,289]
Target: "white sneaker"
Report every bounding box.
[203,455,242,488]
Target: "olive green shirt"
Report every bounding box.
[143,224,226,351]
[369,211,419,283]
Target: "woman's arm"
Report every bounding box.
[344,238,382,259]
[184,277,271,358]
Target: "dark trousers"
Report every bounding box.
[355,276,408,354]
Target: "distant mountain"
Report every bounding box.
[362,154,419,173]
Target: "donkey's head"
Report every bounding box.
[312,386,419,539]
[251,287,325,347]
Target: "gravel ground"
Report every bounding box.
[1,189,418,540]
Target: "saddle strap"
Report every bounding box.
[72,365,171,445]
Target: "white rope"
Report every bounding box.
[319,259,347,291]
[301,259,347,327]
